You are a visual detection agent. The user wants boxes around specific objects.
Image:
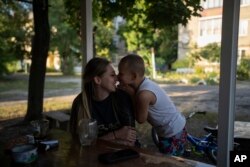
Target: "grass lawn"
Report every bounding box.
[0,73,79,119]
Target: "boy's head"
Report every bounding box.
[118,54,145,86]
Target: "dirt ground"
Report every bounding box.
[0,75,249,165]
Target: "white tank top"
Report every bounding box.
[137,78,186,137]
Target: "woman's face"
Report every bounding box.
[98,64,117,93]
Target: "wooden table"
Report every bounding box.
[234,121,250,139]
[2,129,214,167]
[234,121,250,150]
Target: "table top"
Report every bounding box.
[234,121,250,139]
[2,129,214,167]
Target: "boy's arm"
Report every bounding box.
[115,89,135,127]
[135,90,156,124]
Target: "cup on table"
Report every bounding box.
[30,119,49,139]
[78,118,98,146]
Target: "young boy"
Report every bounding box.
[118,54,187,156]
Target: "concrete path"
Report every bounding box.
[160,83,250,114]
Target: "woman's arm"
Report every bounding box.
[99,126,136,146]
[69,93,82,137]
[99,131,116,140]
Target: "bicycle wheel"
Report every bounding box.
[151,127,159,147]
[208,148,217,164]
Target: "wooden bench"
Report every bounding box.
[43,111,70,131]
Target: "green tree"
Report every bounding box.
[64,0,117,60]
[155,26,178,71]
[117,0,194,73]
[64,0,202,61]
[190,43,221,63]
[237,58,250,80]
[117,1,155,52]
[49,0,81,75]
[199,43,221,62]
[144,0,202,28]
[25,0,50,121]
[0,1,32,75]
[94,19,116,59]
[1,0,50,121]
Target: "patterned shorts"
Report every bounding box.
[158,127,187,156]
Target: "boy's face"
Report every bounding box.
[118,63,134,85]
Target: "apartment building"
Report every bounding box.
[178,0,250,60]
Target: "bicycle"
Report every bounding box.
[151,111,218,164]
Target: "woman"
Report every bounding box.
[70,57,137,146]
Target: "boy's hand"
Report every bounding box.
[117,84,135,97]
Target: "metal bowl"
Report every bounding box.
[11,144,38,164]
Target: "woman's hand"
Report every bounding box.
[114,126,137,143]
[113,139,135,146]
[99,126,137,146]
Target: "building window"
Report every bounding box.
[199,18,222,36]
[202,0,223,9]
[239,20,248,36]
[241,0,250,5]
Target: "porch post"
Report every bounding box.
[80,0,93,89]
[218,0,240,166]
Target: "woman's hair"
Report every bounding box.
[70,57,135,137]
[79,57,110,122]
[119,54,145,77]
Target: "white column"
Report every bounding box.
[151,47,156,79]
[80,0,93,68]
[218,0,240,166]
[80,0,93,89]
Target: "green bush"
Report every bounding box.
[190,76,201,84]
[237,58,250,80]
[172,58,190,69]
[205,77,218,85]
[0,56,18,76]
[46,67,59,73]
[194,66,204,74]
[206,72,219,78]
[204,72,219,85]
[157,69,220,85]
[5,61,19,74]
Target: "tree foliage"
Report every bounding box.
[64,0,203,31]
[145,0,202,28]
[94,19,116,58]
[0,1,32,75]
[64,0,117,59]
[237,58,250,80]
[116,0,182,71]
[63,0,203,68]
[117,0,155,52]
[49,0,81,75]
[155,26,178,70]
[199,43,221,62]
